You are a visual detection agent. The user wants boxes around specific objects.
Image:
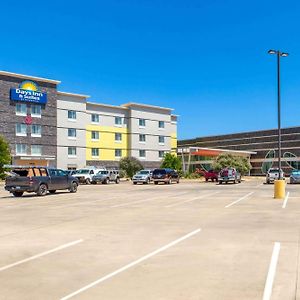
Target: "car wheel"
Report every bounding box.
[177,178,180,184]
[115,177,120,184]
[219,181,222,184]
[154,181,158,185]
[69,182,78,193]
[49,190,56,194]
[133,182,137,185]
[103,178,108,184]
[85,178,91,185]
[37,184,48,196]
[205,178,208,182]
[12,191,23,197]
[146,178,150,184]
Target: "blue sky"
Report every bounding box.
[1,0,299,139]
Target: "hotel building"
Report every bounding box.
[0,71,177,169]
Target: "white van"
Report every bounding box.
[74,167,106,184]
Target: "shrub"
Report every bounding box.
[119,157,143,178]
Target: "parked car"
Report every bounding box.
[204,170,219,182]
[92,170,120,184]
[73,167,103,184]
[152,168,179,185]
[266,168,284,184]
[5,166,78,197]
[132,170,153,184]
[65,170,77,176]
[218,168,241,184]
[289,170,300,184]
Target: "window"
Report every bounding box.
[115,149,122,157]
[31,124,41,137]
[139,150,146,158]
[91,114,99,123]
[68,147,77,157]
[68,110,76,120]
[139,119,146,127]
[159,151,165,158]
[68,128,77,139]
[159,136,165,144]
[158,121,165,129]
[31,145,42,156]
[16,103,27,116]
[139,134,146,143]
[91,148,99,157]
[16,123,27,136]
[115,133,122,142]
[91,131,99,140]
[16,144,26,155]
[115,117,122,126]
[31,105,41,117]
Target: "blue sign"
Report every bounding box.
[10,80,47,104]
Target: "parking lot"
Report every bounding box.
[0,178,300,300]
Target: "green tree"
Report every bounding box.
[212,154,251,175]
[119,157,144,178]
[0,136,11,179]
[160,153,182,171]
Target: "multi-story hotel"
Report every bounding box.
[0,71,177,170]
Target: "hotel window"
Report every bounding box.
[91,114,99,123]
[115,149,122,158]
[31,124,42,137]
[91,148,99,158]
[68,128,77,139]
[115,133,122,142]
[91,131,99,140]
[16,144,26,155]
[115,117,122,126]
[159,136,165,144]
[16,123,27,136]
[139,150,146,158]
[68,110,76,120]
[68,147,77,157]
[159,150,165,158]
[139,134,146,143]
[31,105,41,117]
[158,121,165,129]
[16,103,27,116]
[31,145,42,156]
[139,118,146,127]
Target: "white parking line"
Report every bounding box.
[165,192,220,208]
[0,239,83,272]
[111,198,155,208]
[262,242,281,300]
[60,228,202,300]
[225,192,254,208]
[282,192,290,209]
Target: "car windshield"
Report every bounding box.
[153,169,166,175]
[138,171,149,175]
[77,170,90,174]
[292,171,300,175]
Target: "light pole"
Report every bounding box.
[268,49,289,180]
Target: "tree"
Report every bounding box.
[212,154,251,175]
[119,157,144,178]
[0,136,11,179]
[160,153,182,171]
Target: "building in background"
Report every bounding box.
[179,127,300,175]
[0,71,177,169]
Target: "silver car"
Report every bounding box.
[132,170,153,185]
[290,170,300,184]
[266,168,284,184]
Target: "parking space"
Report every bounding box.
[0,178,300,300]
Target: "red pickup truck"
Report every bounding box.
[204,170,219,182]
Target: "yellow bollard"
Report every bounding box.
[274,179,286,199]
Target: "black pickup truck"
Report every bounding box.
[5,166,79,197]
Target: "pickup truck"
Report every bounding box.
[204,170,219,182]
[73,167,102,184]
[218,168,241,184]
[266,168,284,184]
[5,166,79,197]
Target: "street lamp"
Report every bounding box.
[268,49,289,180]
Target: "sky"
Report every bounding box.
[1,0,300,140]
